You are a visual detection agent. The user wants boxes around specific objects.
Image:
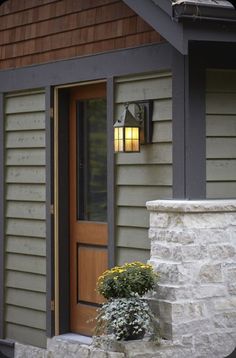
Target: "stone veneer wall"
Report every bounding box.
[13,200,236,357]
[147,199,236,358]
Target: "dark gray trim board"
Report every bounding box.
[0,93,4,339]
[172,44,206,199]
[185,51,206,199]
[106,77,115,268]
[57,89,70,334]
[45,86,55,337]
[0,43,172,92]
[172,49,186,199]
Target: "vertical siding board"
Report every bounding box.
[115,72,172,263]
[0,93,4,338]
[4,89,47,347]
[206,70,236,199]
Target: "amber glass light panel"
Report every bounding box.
[114,127,124,152]
[124,127,140,152]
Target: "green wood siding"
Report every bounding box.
[4,90,46,348]
[206,70,236,199]
[115,72,172,264]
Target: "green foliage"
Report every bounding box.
[97,261,158,299]
[95,297,159,341]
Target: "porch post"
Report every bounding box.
[172,48,206,199]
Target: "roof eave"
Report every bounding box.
[123,0,188,54]
[173,2,236,22]
[123,0,236,55]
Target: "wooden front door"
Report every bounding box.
[69,83,108,335]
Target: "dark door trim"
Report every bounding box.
[57,88,70,335]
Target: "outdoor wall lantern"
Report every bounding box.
[114,100,153,153]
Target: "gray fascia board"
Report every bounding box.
[152,0,173,16]
[123,0,187,54]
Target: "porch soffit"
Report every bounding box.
[123,0,236,55]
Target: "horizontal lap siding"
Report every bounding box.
[115,72,172,264]
[206,70,236,199]
[4,90,47,348]
[0,0,163,70]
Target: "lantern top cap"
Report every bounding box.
[114,103,142,128]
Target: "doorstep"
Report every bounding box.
[52,333,93,345]
[47,334,94,358]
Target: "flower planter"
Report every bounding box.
[95,261,159,342]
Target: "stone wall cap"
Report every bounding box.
[146,199,236,212]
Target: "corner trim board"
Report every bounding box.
[172,49,186,198]
[107,77,115,268]
[46,86,55,337]
[185,50,206,199]
[0,93,4,339]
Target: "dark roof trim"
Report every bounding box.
[123,0,236,54]
[172,0,233,7]
[172,0,236,22]
[123,0,187,54]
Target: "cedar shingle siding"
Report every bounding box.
[0,0,163,70]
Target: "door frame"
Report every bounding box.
[53,79,115,336]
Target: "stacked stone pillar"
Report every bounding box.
[147,200,236,358]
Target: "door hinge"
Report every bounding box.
[50,107,54,118]
[50,204,54,215]
[51,300,55,311]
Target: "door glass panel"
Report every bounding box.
[77,98,107,222]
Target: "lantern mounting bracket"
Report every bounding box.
[128,100,153,144]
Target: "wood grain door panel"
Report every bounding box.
[69,82,108,335]
[78,246,108,304]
